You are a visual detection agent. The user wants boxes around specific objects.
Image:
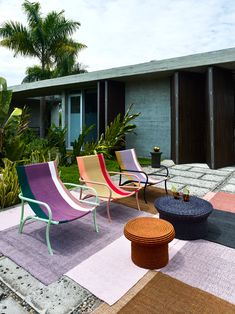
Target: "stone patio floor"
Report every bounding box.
[0,161,235,314]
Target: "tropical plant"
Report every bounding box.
[72,124,95,160]
[46,123,67,164]
[0,159,20,209]
[0,0,86,82]
[0,77,12,157]
[83,104,140,158]
[0,77,29,163]
[183,186,190,195]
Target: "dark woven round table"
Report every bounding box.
[154,195,213,240]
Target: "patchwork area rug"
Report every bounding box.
[66,236,186,305]
[209,191,235,213]
[115,186,167,214]
[0,203,146,285]
[206,209,235,249]
[118,272,235,314]
[161,240,235,304]
[0,203,33,231]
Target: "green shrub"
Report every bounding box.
[83,104,140,158]
[0,77,30,163]
[0,159,20,209]
[46,123,67,164]
[72,124,95,160]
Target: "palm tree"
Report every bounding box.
[0,0,86,81]
[0,0,86,136]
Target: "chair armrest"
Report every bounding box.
[63,182,100,206]
[108,171,141,188]
[79,178,112,199]
[18,193,54,222]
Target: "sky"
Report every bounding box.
[1,0,235,86]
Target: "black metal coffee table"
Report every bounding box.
[154,195,213,240]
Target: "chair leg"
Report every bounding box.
[143,186,147,203]
[46,221,53,256]
[106,200,112,222]
[19,199,25,233]
[92,209,99,232]
[79,188,83,199]
[164,180,168,194]
[136,191,141,211]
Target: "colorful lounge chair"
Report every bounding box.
[115,148,169,203]
[77,153,141,222]
[16,161,99,255]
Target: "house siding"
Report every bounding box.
[125,78,171,159]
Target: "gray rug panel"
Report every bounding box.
[0,203,145,285]
[162,240,235,304]
[206,209,235,249]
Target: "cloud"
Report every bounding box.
[1,0,235,86]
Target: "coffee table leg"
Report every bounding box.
[131,242,169,269]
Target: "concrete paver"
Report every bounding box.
[169,176,218,189]
[182,185,210,197]
[168,168,203,179]
[0,296,28,314]
[221,184,235,193]
[169,165,192,171]
[189,167,230,176]
[0,257,44,298]
[154,181,185,192]
[183,163,210,169]
[200,174,225,182]
[227,178,235,184]
[27,276,101,314]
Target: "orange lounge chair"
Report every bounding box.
[77,153,141,222]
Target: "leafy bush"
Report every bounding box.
[83,104,140,158]
[0,159,20,209]
[46,123,67,164]
[0,77,30,163]
[72,124,95,160]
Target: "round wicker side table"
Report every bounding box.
[124,217,175,269]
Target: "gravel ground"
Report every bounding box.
[72,295,102,313]
[0,280,37,313]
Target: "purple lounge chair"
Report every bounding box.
[16,161,99,255]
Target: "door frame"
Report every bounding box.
[68,93,83,149]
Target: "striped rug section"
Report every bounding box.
[118,272,235,314]
[161,239,235,304]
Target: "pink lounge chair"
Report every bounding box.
[77,153,141,222]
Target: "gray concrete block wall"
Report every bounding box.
[125,78,171,159]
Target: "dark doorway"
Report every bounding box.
[207,67,235,168]
[171,71,206,164]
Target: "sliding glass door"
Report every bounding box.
[68,94,82,148]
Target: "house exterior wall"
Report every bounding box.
[125,78,171,159]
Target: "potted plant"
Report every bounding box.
[183,186,190,202]
[171,185,180,200]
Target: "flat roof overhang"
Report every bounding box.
[10,47,235,99]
